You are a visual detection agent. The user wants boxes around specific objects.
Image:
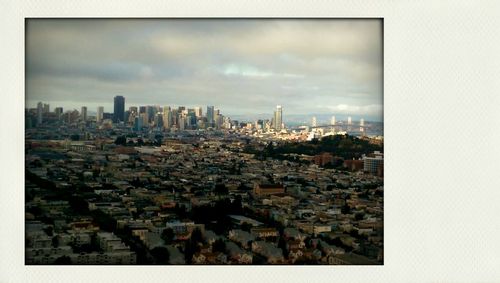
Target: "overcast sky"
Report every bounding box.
[26,19,383,121]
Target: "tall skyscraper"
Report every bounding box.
[194,107,202,118]
[146,106,155,123]
[207,106,215,127]
[134,116,143,131]
[163,106,172,129]
[129,106,138,113]
[43,103,50,114]
[113,96,125,123]
[81,106,87,121]
[37,102,43,125]
[360,118,365,127]
[347,116,352,125]
[311,116,317,127]
[54,107,63,119]
[97,106,104,123]
[154,113,163,128]
[274,105,283,131]
[331,116,336,126]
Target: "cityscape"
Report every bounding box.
[25,19,383,265]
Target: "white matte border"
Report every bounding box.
[2,1,500,283]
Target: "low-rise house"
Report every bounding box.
[228,229,255,249]
[226,241,252,264]
[251,241,284,264]
[250,227,279,239]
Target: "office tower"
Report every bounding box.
[54,107,63,119]
[139,106,146,114]
[171,109,178,128]
[37,102,43,125]
[162,106,171,129]
[97,106,104,123]
[360,118,365,127]
[124,111,131,125]
[154,105,161,115]
[331,116,336,125]
[206,106,215,127]
[348,116,352,125]
[140,113,148,126]
[67,109,79,124]
[178,117,185,130]
[154,113,163,128]
[274,105,282,131]
[146,106,154,123]
[113,96,125,123]
[134,116,142,131]
[81,106,87,121]
[129,106,138,113]
[214,109,223,129]
[312,116,317,127]
[187,109,197,128]
[43,103,50,114]
[194,107,202,118]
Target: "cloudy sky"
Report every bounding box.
[26,19,383,121]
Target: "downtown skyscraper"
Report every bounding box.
[274,105,283,131]
[97,106,104,123]
[113,96,125,123]
[81,106,87,122]
[206,106,215,127]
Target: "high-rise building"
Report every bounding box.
[171,109,178,128]
[140,113,148,126]
[187,109,197,128]
[129,106,138,113]
[360,118,364,127]
[81,106,87,121]
[311,116,317,127]
[178,117,185,130]
[97,106,104,123]
[154,113,163,128]
[37,102,43,125]
[163,106,172,129]
[43,103,50,114]
[206,106,215,127]
[347,116,352,125]
[331,116,336,125]
[194,107,202,118]
[55,107,63,119]
[113,96,125,123]
[274,105,283,131]
[146,106,155,123]
[134,116,143,131]
[214,110,223,129]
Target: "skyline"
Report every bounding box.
[28,99,381,125]
[26,19,383,121]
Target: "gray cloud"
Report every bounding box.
[26,19,383,121]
